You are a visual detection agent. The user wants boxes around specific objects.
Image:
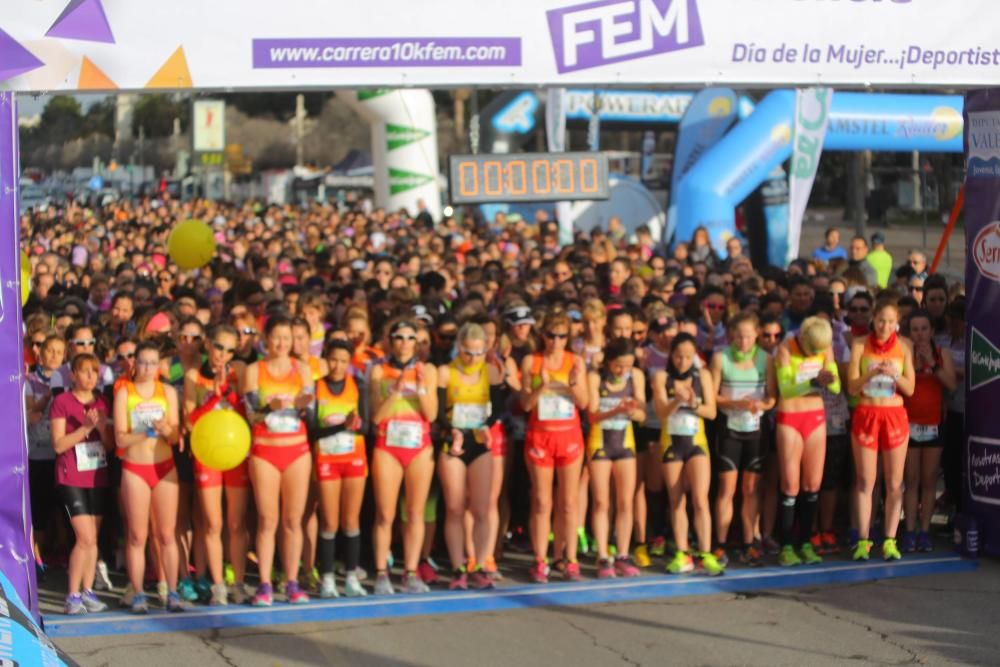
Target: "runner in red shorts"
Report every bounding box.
[847,299,915,561]
[520,311,589,583]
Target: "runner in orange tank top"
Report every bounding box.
[901,310,957,553]
[847,300,916,562]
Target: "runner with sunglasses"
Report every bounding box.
[437,323,504,590]
[370,320,438,595]
[184,324,249,605]
[521,311,589,583]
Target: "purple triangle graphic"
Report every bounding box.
[45,0,115,44]
[0,27,44,82]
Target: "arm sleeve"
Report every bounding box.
[434,386,453,446]
[825,360,842,395]
[776,364,813,400]
[485,384,508,427]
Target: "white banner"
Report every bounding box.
[192,100,225,153]
[788,87,833,265]
[546,88,574,246]
[2,1,1000,92]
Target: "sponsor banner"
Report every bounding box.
[0,570,75,665]
[787,88,833,264]
[4,1,1000,91]
[963,89,1000,555]
[192,99,225,153]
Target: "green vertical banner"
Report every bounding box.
[963,89,1000,555]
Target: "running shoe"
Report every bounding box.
[820,532,840,554]
[82,590,108,613]
[596,558,616,579]
[901,532,917,553]
[882,538,902,561]
[374,572,395,595]
[230,583,250,605]
[666,551,694,575]
[286,581,310,604]
[800,543,823,565]
[344,572,367,597]
[529,560,549,584]
[852,539,873,561]
[762,536,781,556]
[252,583,274,607]
[157,581,169,606]
[649,536,667,557]
[809,533,824,553]
[417,560,439,585]
[306,568,321,593]
[711,547,729,568]
[917,531,934,553]
[224,563,235,586]
[577,527,590,555]
[210,583,228,606]
[449,569,468,591]
[64,594,86,615]
[633,544,652,568]
[402,572,431,594]
[608,545,618,557]
[739,544,764,567]
[466,557,477,573]
[564,561,584,582]
[119,584,135,608]
[469,570,495,590]
[195,576,213,603]
[320,574,339,599]
[778,545,802,567]
[482,556,502,581]
[130,593,149,615]
[94,560,113,592]
[166,592,185,613]
[177,578,199,603]
[698,552,725,577]
[614,556,641,578]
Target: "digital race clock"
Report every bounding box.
[448,152,610,204]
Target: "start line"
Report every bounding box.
[45,555,974,638]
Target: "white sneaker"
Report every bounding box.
[94,560,114,592]
[319,574,338,599]
[229,583,249,605]
[209,583,228,606]
[344,572,367,597]
[119,584,135,608]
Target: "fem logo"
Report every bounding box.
[547,0,704,74]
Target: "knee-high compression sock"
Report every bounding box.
[797,492,819,547]
[318,532,337,576]
[778,494,797,547]
[343,530,362,573]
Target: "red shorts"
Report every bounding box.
[525,426,584,468]
[852,404,909,451]
[251,441,311,473]
[195,458,250,489]
[316,454,368,481]
[489,422,507,458]
[122,458,176,489]
[776,409,826,442]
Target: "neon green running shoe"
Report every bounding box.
[778,545,802,567]
[800,543,823,565]
[882,538,902,561]
[577,527,590,555]
[223,563,235,587]
[852,539,873,561]
[307,567,321,592]
[666,551,694,575]
[699,551,725,577]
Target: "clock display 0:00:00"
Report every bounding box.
[448,152,610,203]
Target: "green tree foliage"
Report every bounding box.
[132,94,189,138]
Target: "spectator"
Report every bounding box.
[866,232,894,289]
[812,227,848,263]
[848,236,879,287]
[907,250,929,281]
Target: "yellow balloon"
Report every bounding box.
[167,219,216,270]
[20,250,30,306]
[191,409,251,472]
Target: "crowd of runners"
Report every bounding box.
[18,198,967,614]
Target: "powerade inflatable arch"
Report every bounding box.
[673,90,964,263]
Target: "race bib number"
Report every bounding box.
[538,393,575,421]
[319,431,357,456]
[386,420,424,449]
[795,361,822,386]
[910,423,939,443]
[863,375,897,399]
[75,441,107,472]
[599,397,629,431]
[667,411,699,437]
[452,403,488,430]
[727,410,761,433]
[131,403,164,434]
[265,409,301,434]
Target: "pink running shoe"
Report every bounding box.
[614,556,641,578]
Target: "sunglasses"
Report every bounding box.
[71,339,96,347]
[392,334,417,342]
[31,340,45,347]
[461,348,486,357]
[240,327,258,336]
[910,286,924,292]
[212,341,236,355]
[118,352,136,361]
[545,331,569,340]
[180,334,203,343]
[761,332,783,340]
[705,303,726,311]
